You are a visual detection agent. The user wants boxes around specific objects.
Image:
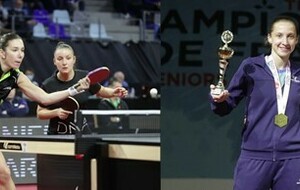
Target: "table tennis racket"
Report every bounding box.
[60,96,79,112]
[87,66,110,85]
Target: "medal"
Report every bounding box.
[265,56,291,128]
[274,113,288,128]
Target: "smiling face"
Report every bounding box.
[0,38,25,71]
[267,19,299,61]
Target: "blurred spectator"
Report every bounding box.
[97,77,129,133]
[24,67,40,86]
[103,70,136,97]
[0,0,10,34]
[67,0,85,16]
[32,5,50,26]
[104,70,130,90]
[72,4,88,23]
[7,0,37,38]
[26,0,45,14]
[22,68,40,100]
[29,0,51,34]
[113,0,160,19]
[113,71,130,89]
[0,88,29,117]
[24,0,50,30]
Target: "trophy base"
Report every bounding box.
[211,88,223,96]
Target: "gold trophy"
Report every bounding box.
[211,30,234,95]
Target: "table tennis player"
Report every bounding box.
[0,33,90,190]
[210,16,300,189]
[36,41,128,135]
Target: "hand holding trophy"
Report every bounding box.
[211,30,234,95]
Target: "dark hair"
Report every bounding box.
[0,33,22,50]
[268,15,299,36]
[265,15,299,46]
[108,77,121,87]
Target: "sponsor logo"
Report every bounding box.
[0,142,23,151]
[291,76,300,83]
[2,86,12,90]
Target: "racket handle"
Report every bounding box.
[73,83,80,89]
[68,85,84,96]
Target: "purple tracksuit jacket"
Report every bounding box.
[211,54,300,161]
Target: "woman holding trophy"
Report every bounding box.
[210,15,300,190]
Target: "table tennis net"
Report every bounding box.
[79,110,160,134]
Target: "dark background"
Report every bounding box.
[21,39,160,87]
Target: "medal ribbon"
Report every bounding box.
[265,55,291,115]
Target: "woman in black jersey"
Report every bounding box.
[36,42,128,135]
[0,33,90,189]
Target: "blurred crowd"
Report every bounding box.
[0,0,160,38]
[0,0,86,37]
[113,0,160,19]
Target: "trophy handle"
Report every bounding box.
[212,60,229,95]
[218,60,229,87]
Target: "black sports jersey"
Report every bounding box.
[0,69,20,104]
[41,69,101,135]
